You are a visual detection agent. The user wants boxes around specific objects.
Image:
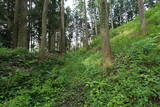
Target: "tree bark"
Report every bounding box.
[84,0,89,47]
[99,0,113,68]
[29,0,33,51]
[138,0,146,34]
[40,0,49,57]
[13,0,19,48]
[51,32,55,52]
[6,0,14,48]
[110,6,114,29]
[17,0,28,48]
[60,0,66,53]
[13,0,28,48]
[94,8,98,35]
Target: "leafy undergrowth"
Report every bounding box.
[0,3,160,107]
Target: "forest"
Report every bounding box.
[0,0,160,106]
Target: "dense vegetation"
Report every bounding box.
[0,3,160,106]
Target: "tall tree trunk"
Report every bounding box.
[40,0,49,57]
[48,25,55,52]
[29,0,33,51]
[60,0,66,53]
[48,28,52,52]
[17,0,28,48]
[138,0,146,34]
[84,0,89,47]
[99,0,113,68]
[94,20,98,35]
[51,31,55,52]
[13,0,19,48]
[38,18,42,48]
[7,0,14,48]
[13,0,28,48]
[110,6,114,29]
[75,19,79,49]
[94,8,98,35]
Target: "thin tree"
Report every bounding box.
[13,0,19,48]
[84,0,89,47]
[40,0,49,57]
[99,0,113,68]
[29,0,33,51]
[60,0,66,53]
[138,0,146,34]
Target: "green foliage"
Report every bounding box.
[89,35,102,50]
[84,4,160,106]
[110,18,140,38]
[0,3,160,107]
[86,36,160,106]
[0,48,30,58]
[111,35,144,54]
[0,48,65,106]
[0,48,36,72]
[0,42,3,47]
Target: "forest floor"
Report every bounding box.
[0,3,160,107]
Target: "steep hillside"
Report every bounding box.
[0,3,160,107]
